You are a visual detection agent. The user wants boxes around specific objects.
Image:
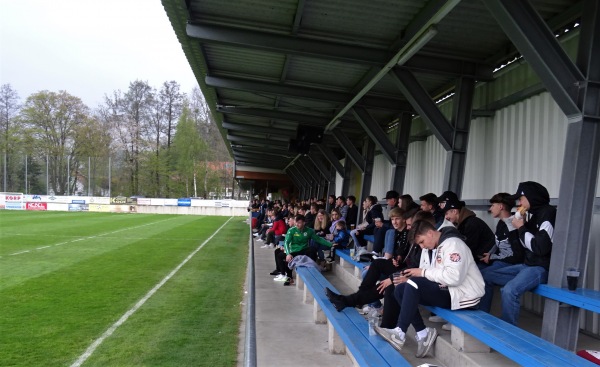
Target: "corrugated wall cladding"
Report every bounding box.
[370,155,392,199]
[403,136,446,198]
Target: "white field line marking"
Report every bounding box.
[69,217,233,367]
[4,217,183,257]
[9,250,30,256]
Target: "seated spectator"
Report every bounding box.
[262,209,287,249]
[305,203,317,228]
[419,193,444,228]
[440,191,495,266]
[313,209,331,237]
[350,196,383,248]
[325,208,410,316]
[399,194,420,212]
[335,196,348,220]
[329,208,342,234]
[275,214,332,286]
[327,195,336,213]
[345,195,359,229]
[371,191,400,254]
[327,220,350,260]
[479,182,555,325]
[271,216,294,276]
[479,193,524,270]
[378,220,485,358]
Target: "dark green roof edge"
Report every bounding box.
[161,0,233,158]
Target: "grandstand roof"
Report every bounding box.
[161,0,581,174]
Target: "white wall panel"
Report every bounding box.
[370,154,392,198]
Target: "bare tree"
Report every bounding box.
[21,90,89,195]
[0,84,21,191]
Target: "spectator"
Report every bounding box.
[371,191,399,254]
[345,195,359,228]
[313,209,331,237]
[480,193,524,270]
[329,208,343,234]
[325,208,410,316]
[335,196,348,220]
[305,203,317,228]
[399,194,420,212]
[479,182,555,325]
[275,214,332,286]
[262,209,287,249]
[419,193,444,228]
[441,192,495,266]
[270,216,294,277]
[350,196,383,248]
[378,220,484,358]
[327,195,336,213]
[328,220,350,260]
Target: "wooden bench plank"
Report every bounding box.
[303,267,411,367]
[296,267,394,367]
[532,285,600,313]
[423,306,596,367]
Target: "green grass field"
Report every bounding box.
[0,211,249,367]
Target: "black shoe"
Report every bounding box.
[325,287,337,300]
[284,278,294,286]
[269,270,280,275]
[325,287,347,312]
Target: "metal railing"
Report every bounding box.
[243,213,257,367]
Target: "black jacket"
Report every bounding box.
[456,207,496,260]
[492,218,524,264]
[346,205,359,227]
[364,204,384,232]
[517,182,555,269]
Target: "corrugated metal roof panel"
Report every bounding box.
[284,56,369,90]
[189,0,298,32]
[300,0,426,47]
[204,44,285,80]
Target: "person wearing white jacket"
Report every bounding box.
[378,220,485,358]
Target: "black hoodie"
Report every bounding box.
[513,181,556,269]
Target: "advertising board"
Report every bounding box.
[68,203,89,211]
[177,198,191,207]
[26,202,47,211]
[88,204,111,212]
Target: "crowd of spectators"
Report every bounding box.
[249,181,556,358]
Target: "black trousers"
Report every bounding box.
[394,277,451,333]
[343,259,400,313]
[276,247,318,278]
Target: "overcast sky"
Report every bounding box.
[0,0,198,108]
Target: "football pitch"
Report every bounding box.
[0,211,249,367]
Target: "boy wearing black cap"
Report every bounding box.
[478,181,556,325]
[442,192,495,265]
[372,190,400,253]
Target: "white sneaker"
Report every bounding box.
[260,244,269,248]
[442,323,452,331]
[268,243,275,248]
[375,326,405,351]
[360,305,382,315]
[415,327,438,358]
[253,233,259,237]
[428,315,445,323]
[274,275,289,282]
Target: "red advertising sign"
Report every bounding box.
[26,202,47,211]
[6,195,22,201]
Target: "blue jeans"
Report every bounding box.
[479,263,548,325]
[383,228,396,257]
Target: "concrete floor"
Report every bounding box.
[238,238,353,367]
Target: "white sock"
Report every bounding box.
[394,327,406,340]
[416,328,428,340]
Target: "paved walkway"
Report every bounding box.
[243,238,353,367]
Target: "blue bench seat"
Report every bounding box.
[296,266,411,367]
[532,284,600,313]
[423,306,595,367]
